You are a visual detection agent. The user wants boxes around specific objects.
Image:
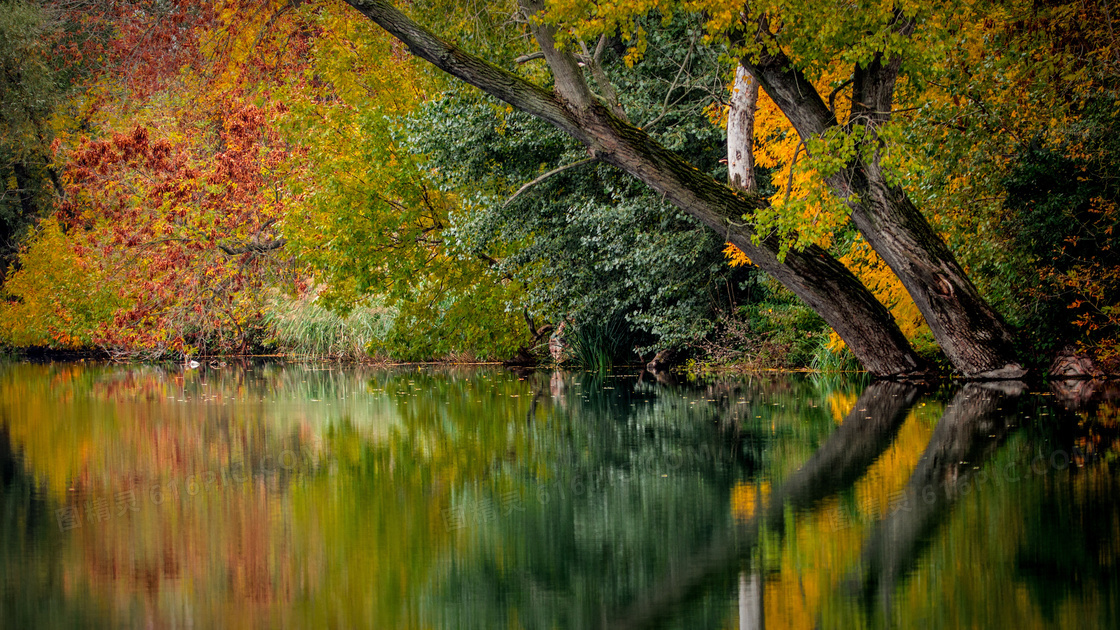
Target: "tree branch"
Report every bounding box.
[827,77,854,117]
[218,238,286,256]
[503,157,596,207]
[727,63,759,192]
[579,35,629,121]
[849,9,914,127]
[343,0,587,141]
[514,51,545,63]
[518,0,598,112]
[339,0,926,376]
[730,16,837,139]
[642,34,695,129]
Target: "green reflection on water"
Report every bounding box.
[0,362,1117,629]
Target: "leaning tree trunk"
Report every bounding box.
[610,380,923,630]
[849,164,1024,378]
[341,0,927,377]
[854,381,1023,603]
[741,15,1025,379]
[722,66,928,375]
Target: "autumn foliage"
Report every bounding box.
[60,101,299,355]
[3,0,307,356]
[1,0,1118,369]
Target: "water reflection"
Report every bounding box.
[0,361,1117,628]
[854,382,1025,610]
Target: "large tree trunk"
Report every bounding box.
[341,0,928,377]
[850,165,1024,378]
[741,17,1025,379]
[580,101,926,377]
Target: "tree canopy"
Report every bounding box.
[0,0,1116,375]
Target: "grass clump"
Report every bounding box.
[263,292,395,360]
[567,317,632,371]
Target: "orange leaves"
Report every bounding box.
[0,2,327,356]
[717,64,854,256]
[834,236,932,354]
[94,1,215,100]
[723,243,752,267]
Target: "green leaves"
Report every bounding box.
[0,218,123,349]
[409,80,746,352]
[272,7,532,360]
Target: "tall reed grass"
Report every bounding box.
[808,337,862,373]
[567,318,631,371]
[263,293,395,360]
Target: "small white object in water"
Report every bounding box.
[187,360,200,369]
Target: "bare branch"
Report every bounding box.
[514,51,545,63]
[642,34,695,130]
[503,157,596,207]
[218,238,287,256]
[827,77,853,116]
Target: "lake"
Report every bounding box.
[1,361,1117,628]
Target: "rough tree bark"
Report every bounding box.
[341,0,929,377]
[739,13,1025,379]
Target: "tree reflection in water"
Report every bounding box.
[0,362,1118,629]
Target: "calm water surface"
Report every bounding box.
[0,361,1117,628]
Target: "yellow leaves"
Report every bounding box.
[830,235,931,354]
[682,0,738,39]
[543,0,737,50]
[826,390,857,424]
[308,4,433,112]
[853,407,936,520]
[723,242,752,267]
[543,0,662,63]
[824,329,846,354]
[731,67,855,255]
[0,218,123,349]
[622,25,648,66]
[206,0,296,88]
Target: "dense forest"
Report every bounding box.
[1,0,1118,377]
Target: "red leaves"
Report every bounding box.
[27,0,325,357]
[99,0,214,100]
[57,96,298,356]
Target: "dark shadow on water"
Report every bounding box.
[609,377,1120,630]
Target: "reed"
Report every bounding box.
[263,294,395,360]
[567,317,630,371]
